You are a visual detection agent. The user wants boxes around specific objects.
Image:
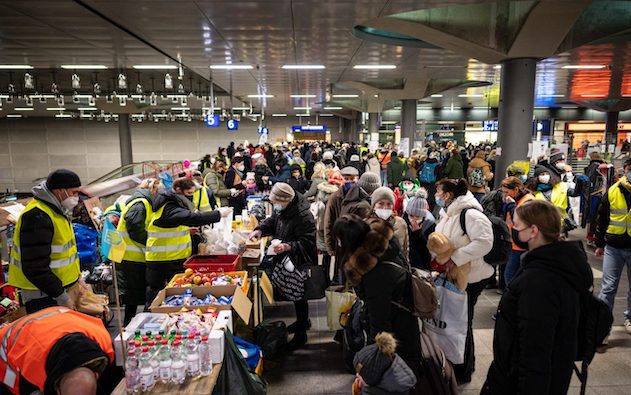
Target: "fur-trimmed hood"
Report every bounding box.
[344,217,395,286]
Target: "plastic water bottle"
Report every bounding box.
[198,336,212,376]
[158,339,172,384]
[125,349,140,394]
[170,340,186,384]
[185,334,200,377]
[139,347,155,392]
[148,341,160,381]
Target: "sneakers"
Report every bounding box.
[287,319,312,334]
[625,319,631,334]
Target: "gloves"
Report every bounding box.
[54,291,74,309]
[230,188,240,197]
[218,207,233,217]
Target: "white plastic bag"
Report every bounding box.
[422,276,468,364]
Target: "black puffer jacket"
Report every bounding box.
[152,190,220,228]
[256,193,317,269]
[483,241,593,395]
[123,189,154,245]
[286,164,311,195]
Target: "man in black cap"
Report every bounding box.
[8,169,83,314]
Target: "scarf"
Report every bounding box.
[536,183,553,192]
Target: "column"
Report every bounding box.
[118,113,133,167]
[495,58,537,188]
[604,111,619,147]
[368,112,379,135]
[401,99,417,156]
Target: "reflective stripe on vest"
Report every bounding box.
[145,205,191,262]
[193,188,213,213]
[8,199,80,290]
[116,197,153,263]
[606,182,631,236]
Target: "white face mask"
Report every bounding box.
[375,208,393,220]
[565,172,574,181]
[555,161,566,170]
[237,164,245,172]
[538,174,551,184]
[61,195,79,213]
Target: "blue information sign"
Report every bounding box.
[227,119,238,130]
[206,113,220,128]
[291,125,327,132]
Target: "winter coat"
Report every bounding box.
[345,219,422,363]
[362,355,418,395]
[404,212,436,270]
[123,189,154,245]
[367,158,382,179]
[224,167,246,209]
[340,184,372,218]
[387,156,406,187]
[389,216,409,260]
[467,157,494,193]
[256,193,317,270]
[286,164,311,195]
[483,241,593,395]
[254,164,274,194]
[435,192,494,283]
[322,158,339,170]
[203,170,231,207]
[152,190,220,228]
[316,181,340,252]
[349,160,367,176]
[324,184,368,254]
[442,154,464,179]
[271,163,292,184]
[304,176,326,201]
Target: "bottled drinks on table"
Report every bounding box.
[125,349,140,394]
[198,336,212,376]
[139,347,155,392]
[158,339,172,384]
[148,341,160,381]
[186,334,200,377]
[127,339,136,356]
[134,330,142,342]
[171,340,186,384]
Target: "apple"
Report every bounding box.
[203,282,212,287]
[184,268,194,278]
[183,277,192,284]
[193,275,202,285]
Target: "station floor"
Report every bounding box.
[262,229,631,395]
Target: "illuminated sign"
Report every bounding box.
[227,119,238,130]
[292,125,327,132]
[205,113,220,128]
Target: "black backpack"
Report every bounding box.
[341,298,368,373]
[460,207,512,266]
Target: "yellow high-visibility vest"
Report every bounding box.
[145,205,191,262]
[606,181,631,236]
[534,182,568,218]
[192,187,213,212]
[8,200,80,290]
[116,197,153,263]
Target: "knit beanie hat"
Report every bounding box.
[353,332,396,387]
[323,151,334,160]
[534,165,549,177]
[549,148,565,164]
[269,182,295,203]
[350,154,360,162]
[46,169,82,190]
[406,189,429,217]
[371,187,395,208]
[358,172,381,195]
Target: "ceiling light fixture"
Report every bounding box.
[293,107,311,110]
[332,94,359,98]
[296,114,311,117]
[60,65,107,69]
[562,65,606,69]
[78,107,98,111]
[0,65,33,69]
[46,107,66,111]
[319,113,334,117]
[247,94,274,98]
[210,64,253,70]
[55,114,73,118]
[14,107,34,111]
[232,107,250,110]
[458,94,484,97]
[323,106,343,110]
[494,65,502,69]
[291,94,316,98]
[430,94,443,98]
[353,65,396,69]
[171,107,190,111]
[282,65,325,70]
[6,114,23,118]
[133,65,178,70]
[272,113,287,117]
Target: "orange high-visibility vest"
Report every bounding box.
[506,192,535,251]
[0,307,114,394]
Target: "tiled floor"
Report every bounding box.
[263,229,631,394]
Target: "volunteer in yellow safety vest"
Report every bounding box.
[145,177,232,303]
[191,170,217,212]
[114,178,164,325]
[8,169,82,314]
[531,166,570,218]
[595,157,631,337]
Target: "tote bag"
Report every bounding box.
[325,285,356,331]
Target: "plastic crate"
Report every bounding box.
[183,254,240,273]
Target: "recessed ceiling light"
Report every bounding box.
[171,107,190,111]
[473,106,490,109]
[0,65,33,69]
[443,107,462,110]
[247,94,274,98]
[60,65,107,70]
[353,65,396,70]
[14,107,34,111]
[290,94,316,98]
[272,113,287,117]
[293,107,311,110]
[232,107,250,110]
[78,107,98,111]
[46,107,66,111]
[55,114,73,118]
[430,94,443,98]
[29,94,56,99]
[282,65,325,70]
[323,106,343,110]
[210,64,253,70]
[381,121,397,125]
[332,94,359,98]
[133,65,178,70]
[296,113,311,117]
[494,65,502,69]
[319,113,334,117]
[562,65,606,69]
[6,114,22,118]
[458,94,484,97]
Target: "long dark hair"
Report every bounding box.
[436,178,469,199]
[332,215,370,263]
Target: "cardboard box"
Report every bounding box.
[241,248,261,267]
[114,312,170,366]
[167,271,250,294]
[149,285,252,325]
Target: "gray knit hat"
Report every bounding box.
[269,182,295,203]
[353,332,396,386]
[371,187,395,208]
[406,189,429,217]
[341,166,359,177]
[358,172,381,195]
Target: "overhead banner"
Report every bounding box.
[292,125,327,132]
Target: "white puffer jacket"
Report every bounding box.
[435,191,494,284]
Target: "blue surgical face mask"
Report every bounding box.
[627,171,631,181]
[519,174,527,183]
[344,182,354,190]
[435,197,445,208]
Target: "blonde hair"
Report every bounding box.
[139,178,164,195]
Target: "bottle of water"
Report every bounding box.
[198,336,212,376]
[158,339,172,384]
[170,340,186,384]
[148,341,160,382]
[139,347,155,392]
[125,349,140,394]
[185,334,200,377]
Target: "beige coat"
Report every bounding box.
[467,157,494,193]
[390,216,409,260]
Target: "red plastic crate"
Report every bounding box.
[183,254,240,273]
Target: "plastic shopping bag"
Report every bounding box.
[422,276,468,364]
[73,223,98,269]
[212,329,267,395]
[325,286,356,331]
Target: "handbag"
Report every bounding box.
[422,276,468,365]
[213,329,267,395]
[270,255,306,301]
[303,264,327,300]
[325,285,356,331]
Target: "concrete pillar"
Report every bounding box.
[368,113,379,134]
[495,58,537,188]
[118,114,133,167]
[401,99,416,155]
[605,111,619,146]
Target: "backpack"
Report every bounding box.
[460,208,511,266]
[419,162,439,184]
[468,167,486,187]
[383,261,438,319]
[341,298,368,373]
[418,331,459,395]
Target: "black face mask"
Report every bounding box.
[511,227,530,250]
[186,195,194,202]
